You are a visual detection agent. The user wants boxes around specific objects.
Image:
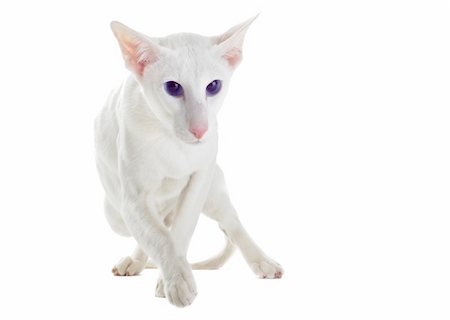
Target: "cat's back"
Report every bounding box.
[94,80,129,202]
[95,85,120,162]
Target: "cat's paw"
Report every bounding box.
[112,256,146,276]
[250,256,284,279]
[164,262,197,307]
[155,276,165,298]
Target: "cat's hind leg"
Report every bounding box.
[104,197,130,237]
[203,165,283,279]
[104,198,147,276]
[112,245,148,276]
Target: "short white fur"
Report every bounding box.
[95,16,283,308]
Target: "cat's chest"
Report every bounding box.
[153,175,190,217]
[148,134,217,179]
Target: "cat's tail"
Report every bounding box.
[191,237,235,270]
[145,237,235,270]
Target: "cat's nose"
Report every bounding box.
[190,126,208,139]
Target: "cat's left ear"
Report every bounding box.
[215,15,258,68]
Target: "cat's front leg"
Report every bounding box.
[171,165,215,254]
[120,191,196,307]
[155,165,215,299]
[203,165,284,279]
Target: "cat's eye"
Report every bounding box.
[206,80,222,96]
[164,81,184,97]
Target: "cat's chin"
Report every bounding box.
[176,135,205,145]
[175,132,207,145]
[185,139,205,146]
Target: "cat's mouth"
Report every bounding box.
[174,127,207,145]
[175,132,205,145]
[185,138,205,145]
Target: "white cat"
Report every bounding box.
[94,17,283,307]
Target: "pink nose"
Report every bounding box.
[190,126,207,139]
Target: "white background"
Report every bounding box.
[0,0,449,319]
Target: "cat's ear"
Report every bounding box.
[110,21,166,76]
[215,15,258,68]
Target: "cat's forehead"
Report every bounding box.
[158,32,214,50]
[156,33,226,82]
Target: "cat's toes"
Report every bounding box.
[250,257,284,279]
[155,276,166,298]
[165,272,197,307]
[112,256,146,276]
[163,260,197,307]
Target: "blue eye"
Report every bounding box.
[206,80,222,96]
[164,81,184,97]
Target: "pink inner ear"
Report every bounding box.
[123,38,158,76]
[223,47,242,67]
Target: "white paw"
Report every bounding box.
[164,262,197,307]
[155,276,165,298]
[250,256,284,279]
[112,256,146,276]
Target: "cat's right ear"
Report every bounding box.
[110,21,166,76]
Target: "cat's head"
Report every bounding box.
[111,17,256,144]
